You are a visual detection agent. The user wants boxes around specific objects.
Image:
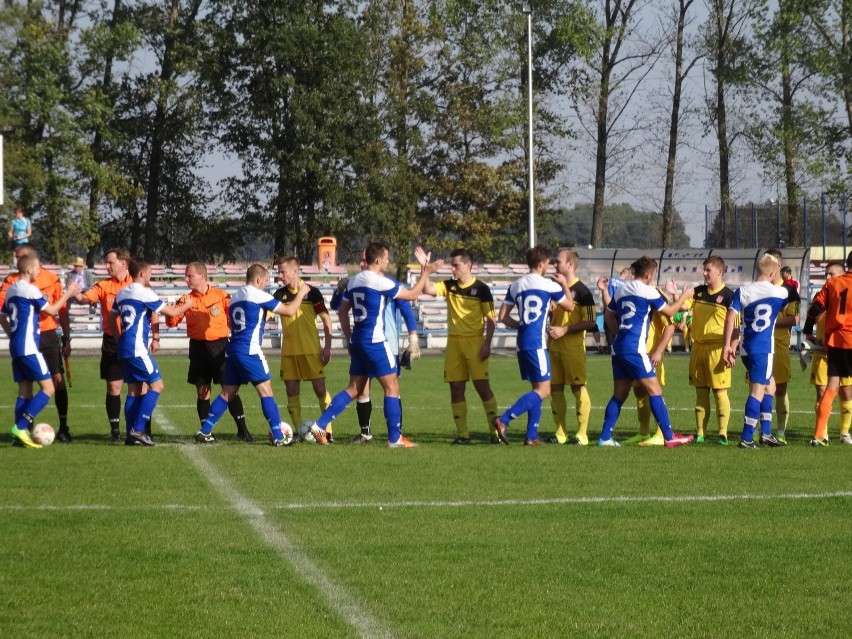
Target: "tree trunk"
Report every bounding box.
[662,0,693,248]
[714,0,732,248]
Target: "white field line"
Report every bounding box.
[154,408,395,639]
[4,490,851,513]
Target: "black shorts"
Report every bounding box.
[39,330,64,377]
[827,346,852,378]
[187,338,228,386]
[100,334,123,382]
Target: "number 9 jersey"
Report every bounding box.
[729,281,791,355]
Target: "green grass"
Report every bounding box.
[2,352,851,638]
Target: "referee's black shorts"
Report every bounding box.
[40,330,65,377]
[100,334,122,382]
[827,346,852,378]
[187,338,228,386]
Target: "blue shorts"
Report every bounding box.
[222,351,271,386]
[121,354,162,384]
[611,352,656,381]
[742,352,773,385]
[349,341,397,378]
[517,349,551,383]
[12,354,50,383]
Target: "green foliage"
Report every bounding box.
[539,202,691,249]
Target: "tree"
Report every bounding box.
[572,0,664,248]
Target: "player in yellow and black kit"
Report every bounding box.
[764,249,800,442]
[422,248,499,444]
[546,249,598,445]
[689,256,736,445]
[273,256,333,439]
[166,262,253,441]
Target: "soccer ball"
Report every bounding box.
[298,421,316,443]
[268,422,294,446]
[32,423,55,446]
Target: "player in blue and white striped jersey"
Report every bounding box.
[597,256,694,448]
[722,252,792,448]
[109,259,191,446]
[310,243,442,448]
[493,246,575,445]
[0,254,79,448]
[197,263,309,445]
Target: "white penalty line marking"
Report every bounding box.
[5,490,852,514]
[153,408,394,639]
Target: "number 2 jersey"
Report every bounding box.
[503,273,566,351]
[729,281,791,355]
[607,280,666,356]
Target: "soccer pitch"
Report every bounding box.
[2,352,851,638]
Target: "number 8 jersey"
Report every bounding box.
[729,281,791,355]
[504,273,566,351]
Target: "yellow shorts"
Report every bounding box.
[551,347,587,386]
[444,336,490,382]
[773,349,792,384]
[689,342,731,389]
[810,353,852,387]
[280,354,325,382]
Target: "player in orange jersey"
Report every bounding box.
[804,251,852,446]
[73,248,136,442]
[166,262,254,442]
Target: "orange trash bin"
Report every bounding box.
[317,236,337,270]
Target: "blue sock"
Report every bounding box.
[317,390,352,429]
[384,396,402,442]
[14,397,27,424]
[500,391,539,426]
[201,395,229,435]
[133,390,160,433]
[124,395,140,435]
[260,396,283,437]
[648,395,673,440]
[760,394,774,437]
[16,391,50,430]
[525,394,543,441]
[742,395,761,442]
[599,396,624,441]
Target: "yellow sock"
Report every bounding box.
[714,389,731,438]
[841,399,852,436]
[551,391,567,443]
[451,401,469,438]
[320,391,331,412]
[287,395,302,427]
[637,396,651,436]
[695,387,710,437]
[574,387,591,440]
[777,393,789,432]
[482,395,499,435]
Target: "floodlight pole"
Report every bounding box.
[522,2,535,248]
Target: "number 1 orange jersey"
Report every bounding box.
[810,272,852,348]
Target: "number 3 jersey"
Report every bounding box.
[729,281,791,355]
[1,280,47,357]
[608,280,666,356]
[114,283,165,359]
[503,273,566,351]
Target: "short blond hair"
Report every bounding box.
[757,253,779,276]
